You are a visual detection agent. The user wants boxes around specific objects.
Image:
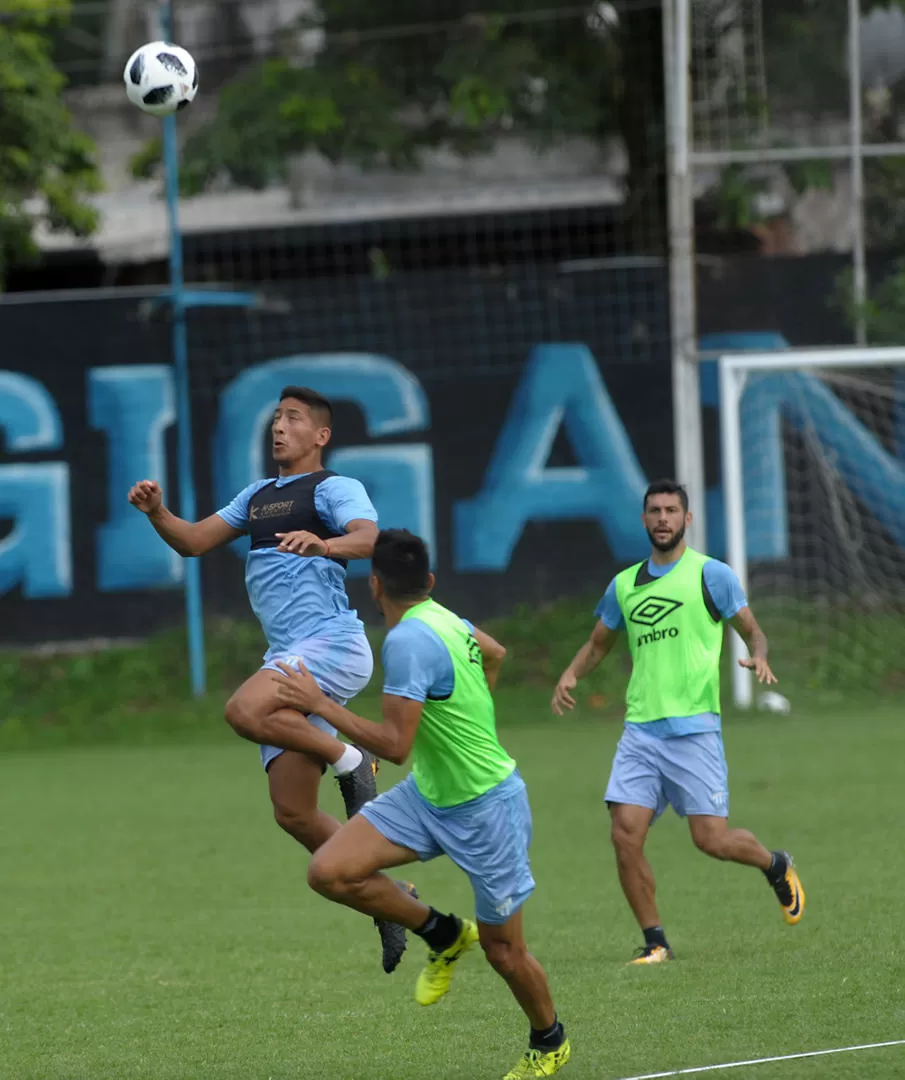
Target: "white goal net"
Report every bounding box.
[719,348,905,707]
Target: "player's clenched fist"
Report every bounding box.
[128,479,163,515]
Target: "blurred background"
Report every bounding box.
[2,1,904,700]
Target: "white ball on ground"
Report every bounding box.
[757,691,791,715]
[124,42,198,117]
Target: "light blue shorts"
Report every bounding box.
[361,770,535,925]
[259,634,374,770]
[605,723,729,820]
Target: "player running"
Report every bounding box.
[271,529,571,1080]
[552,479,805,964]
[127,385,410,972]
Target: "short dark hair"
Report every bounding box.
[372,529,431,601]
[643,478,689,512]
[279,385,333,427]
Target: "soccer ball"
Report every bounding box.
[756,691,791,715]
[124,42,198,117]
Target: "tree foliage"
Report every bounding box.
[833,261,905,344]
[701,0,905,242]
[0,0,100,286]
[134,1,666,250]
[131,1,905,255]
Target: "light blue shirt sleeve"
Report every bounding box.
[594,578,624,631]
[315,476,378,533]
[381,621,454,702]
[216,479,272,531]
[703,560,748,620]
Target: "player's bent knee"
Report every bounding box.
[691,823,727,859]
[307,852,354,898]
[307,854,337,896]
[611,820,644,857]
[273,803,319,844]
[224,691,267,742]
[224,692,254,739]
[481,937,524,981]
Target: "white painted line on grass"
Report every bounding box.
[614,1039,905,1080]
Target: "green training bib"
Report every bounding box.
[400,599,515,808]
[614,548,724,723]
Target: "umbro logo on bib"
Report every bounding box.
[629,596,683,627]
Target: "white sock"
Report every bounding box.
[332,744,363,776]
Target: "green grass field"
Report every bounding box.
[2,697,904,1078]
[1,599,904,1079]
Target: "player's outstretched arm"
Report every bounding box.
[127,480,242,557]
[470,626,506,691]
[730,606,777,685]
[552,620,617,715]
[271,661,422,765]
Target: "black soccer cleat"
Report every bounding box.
[375,881,419,974]
[766,850,805,925]
[336,746,378,819]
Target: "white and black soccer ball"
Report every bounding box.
[124,42,198,117]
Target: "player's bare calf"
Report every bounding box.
[554,478,804,962]
[275,530,572,1079]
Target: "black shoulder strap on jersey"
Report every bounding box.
[634,560,656,587]
[701,568,721,623]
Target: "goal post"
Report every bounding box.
[718,347,905,708]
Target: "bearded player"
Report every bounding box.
[552,479,805,963]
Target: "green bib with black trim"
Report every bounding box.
[614,548,723,723]
[400,599,515,808]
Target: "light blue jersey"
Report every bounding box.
[217,472,377,657]
[380,617,475,701]
[595,555,747,738]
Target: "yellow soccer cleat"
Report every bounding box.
[629,944,675,965]
[414,918,479,1006]
[771,852,805,925]
[503,1039,572,1079]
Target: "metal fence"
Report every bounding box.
[2,1,673,693]
[4,1,905,700]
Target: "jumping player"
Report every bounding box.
[127,385,410,971]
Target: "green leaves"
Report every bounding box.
[712,164,766,230]
[137,3,622,196]
[0,0,100,286]
[833,260,905,346]
[785,160,833,198]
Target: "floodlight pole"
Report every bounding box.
[157,0,256,696]
[157,0,205,697]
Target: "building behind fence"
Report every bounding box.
[1,2,904,683]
